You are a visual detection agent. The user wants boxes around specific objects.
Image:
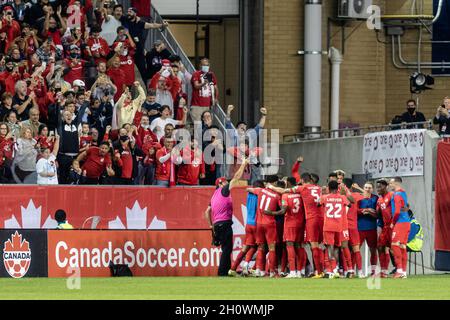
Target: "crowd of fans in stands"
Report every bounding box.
[0,0,270,186]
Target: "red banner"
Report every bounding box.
[0,186,248,231]
[47,230,219,277]
[435,141,450,251]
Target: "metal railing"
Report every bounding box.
[283,121,433,143]
[146,4,234,133]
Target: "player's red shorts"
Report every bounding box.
[348,228,360,246]
[391,222,410,245]
[305,218,324,243]
[377,226,392,247]
[323,231,346,247]
[256,224,278,245]
[359,229,378,248]
[244,224,257,246]
[283,225,304,243]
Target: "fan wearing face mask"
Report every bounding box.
[190,57,218,124]
[400,99,426,129]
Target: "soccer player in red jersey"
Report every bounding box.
[264,177,306,278]
[342,178,364,277]
[228,180,265,276]
[248,175,282,277]
[319,180,352,278]
[389,177,411,279]
[376,179,394,278]
[268,172,324,277]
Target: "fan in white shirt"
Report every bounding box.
[150,105,188,141]
[36,134,60,185]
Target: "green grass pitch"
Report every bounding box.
[0,275,449,300]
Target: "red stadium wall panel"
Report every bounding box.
[435,141,450,252]
[0,186,248,230]
[435,141,450,270]
[47,230,220,277]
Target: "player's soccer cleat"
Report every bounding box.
[358,271,366,278]
[380,273,388,278]
[228,269,237,277]
[393,272,407,279]
[297,271,304,278]
[242,264,249,276]
[285,272,297,279]
[346,272,355,279]
[311,272,324,279]
[269,272,278,278]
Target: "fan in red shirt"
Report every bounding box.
[248,175,282,277]
[72,142,114,185]
[112,27,136,86]
[177,138,205,186]
[342,178,365,277]
[319,180,352,278]
[107,56,127,101]
[0,57,22,95]
[376,179,394,278]
[0,6,21,43]
[113,130,135,185]
[63,45,86,86]
[79,123,93,152]
[0,123,14,182]
[35,125,55,152]
[264,177,306,278]
[86,25,110,65]
[155,137,182,187]
[42,7,65,47]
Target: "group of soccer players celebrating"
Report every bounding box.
[228,156,412,279]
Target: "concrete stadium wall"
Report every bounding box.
[263,0,450,138]
[279,130,440,272]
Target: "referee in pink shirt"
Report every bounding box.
[205,157,249,276]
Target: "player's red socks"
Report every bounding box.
[245,246,256,263]
[312,247,323,274]
[269,250,277,273]
[353,251,362,271]
[342,247,353,272]
[296,247,306,271]
[370,250,378,272]
[379,251,390,273]
[392,245,403,273]
[287,246,296,272]
[401,247,407,272]
[231,250,246,271]
[255,248,266,272]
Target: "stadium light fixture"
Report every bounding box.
[410,72,434,94]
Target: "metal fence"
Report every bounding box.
[283,121,434,143]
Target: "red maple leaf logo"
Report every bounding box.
[4,231,30,252]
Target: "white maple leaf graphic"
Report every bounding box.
[4,199,57,229]
[108,200,167,230]
[148,216,167,230]
[231,204,247,236]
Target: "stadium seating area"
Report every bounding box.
[0,0,257,186]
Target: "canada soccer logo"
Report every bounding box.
[3,231,31,278]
